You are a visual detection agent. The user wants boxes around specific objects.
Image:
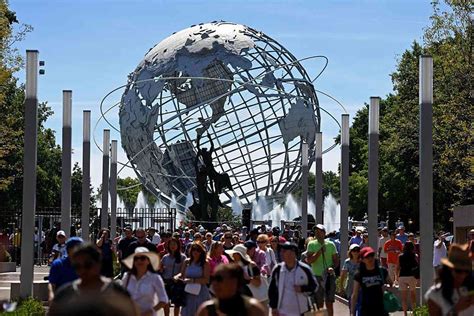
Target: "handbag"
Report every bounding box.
[383,290,401,312]
[379,268,401,312]
[246,265,269,302]
[184,283,201,295]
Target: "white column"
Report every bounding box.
[301,142,309,238]
[101,129,110,229]
[419,55,433,303]
[61,90,72,237]
[368,97,380,252]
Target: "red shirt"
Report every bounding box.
[384,239,403,264]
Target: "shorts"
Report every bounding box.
[398,276,417,291]
[315,274,336,307]
[388,263,398,278]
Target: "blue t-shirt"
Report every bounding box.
[48,256,78,289]
[396,234,408,246]
[349,236,363,246]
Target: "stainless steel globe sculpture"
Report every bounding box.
[119,21,320,208]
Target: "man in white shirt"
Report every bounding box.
[269,242,318,316]
[378,227,390,268]
[433,231,447,270]
[147,227,161,246]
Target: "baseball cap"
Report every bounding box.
[349,244,361,251]
[359,246,375,258]
[66,237,84,251]
[315,224,326,232]
[57,230,66,237]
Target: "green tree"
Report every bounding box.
[345,1,473,230]
[71,162,97,216]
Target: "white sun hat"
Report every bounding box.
[122,247,160,271]
[225,244,252,263]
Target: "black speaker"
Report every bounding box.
[242,208,251,228]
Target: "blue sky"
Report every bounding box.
[11,0,434,189]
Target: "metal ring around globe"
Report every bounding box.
[95,53,332,155]
[113,77,325,177]
[95,77,345,178]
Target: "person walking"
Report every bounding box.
[225,244,265,301]
[208,241,229,275]
[384,230,403,285]
[268,242,318,316]
[122,247,169,316]
[256,234,276,276]
[378,227,390,268]
[306,224,339,316]
[397,241,419,315]
[433,231,448,271]
[177,242,211,316]
[96,228,114,278]
[349,230,363,246]
[203,232,215,253]
[396,226,408,245]
[244,240,266,273]
[117,226,138,276]
[425,243,474,316]
[128,228,158,254]
[159,237,186,316]
[50,243,137,316]
[48,237,84,302]
[351,247,393,316]
[196,263,266,316]
[340,244,361,313]
[50,230,67,262]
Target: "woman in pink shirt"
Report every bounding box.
[208,241,229,275]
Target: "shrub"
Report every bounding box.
[413,304,429,316]
[1,297,45,316]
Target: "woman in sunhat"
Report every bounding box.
[122,247,169,316]
[425,243,474,316]
[225,244,264,299]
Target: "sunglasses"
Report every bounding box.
[351,249,360,252]
[364,253,375,259]
[73,260,94,270]
[225,237,232,240]
[134,256,148,261]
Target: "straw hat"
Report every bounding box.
[122,247,160,271]
[441,243,471,271]
[225,244,252,262]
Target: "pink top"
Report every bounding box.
[209,255,229,275]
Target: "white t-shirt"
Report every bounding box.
[433,240,447,267]
[150,233,161,245]
[279,265,300,316]
[123,271,169,316]
[378,236,390,258]
[52,243,67,258]
[425,283,474,316]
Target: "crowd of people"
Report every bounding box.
[6,221,472,316]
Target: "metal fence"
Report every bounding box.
[0,207,176,265]
[116,207,177,232]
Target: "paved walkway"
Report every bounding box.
[1,267,406,316]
